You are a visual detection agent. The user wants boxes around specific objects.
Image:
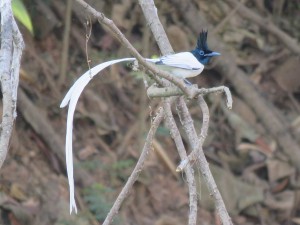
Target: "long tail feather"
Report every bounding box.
[60,58,135,214]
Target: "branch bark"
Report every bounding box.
[75,0,199,98]
[139,1,232,224]
[103,103,165,225]
[70,1,232,224]
[0,0,24,169]
[163,99,197,225]
[176,97,233,225]
[139,1,174,55]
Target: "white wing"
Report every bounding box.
[155,52,203,70]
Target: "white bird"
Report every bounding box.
[146,52,204,79]
[60,30,220,214]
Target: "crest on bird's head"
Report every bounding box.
[191,29,220,65]
[197,30,209,51]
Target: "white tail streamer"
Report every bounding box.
[60,58,135,214]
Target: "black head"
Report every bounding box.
[191,30,220,65]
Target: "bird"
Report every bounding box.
[60,30,220,214]
[145,30,220,83]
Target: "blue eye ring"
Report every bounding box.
[199,50,204,55]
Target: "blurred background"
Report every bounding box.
[1,0,300,224]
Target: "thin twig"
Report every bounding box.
[176,97,209,172]
[176,97,202,169]
[176,97,233,225]
[196,97,231,225]
[84,18,92,71]
[138,1,232,224]
[11,20,25,112]
[138,1,198,224]
[103,105,165,225]
[197,97,210,144]
[163,98,197,225]
[75,0,198,98]
[72,1,233,224]
[59,0,73,84]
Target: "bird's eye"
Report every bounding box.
[199,51,204,55]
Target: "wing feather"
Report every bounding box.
[157,52,203,70]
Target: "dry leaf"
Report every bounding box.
[267,159,295,182]
[272,57,300,92]
[10,184,27,201]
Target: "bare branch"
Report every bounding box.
[147,85,233,109]
[70,1,233,224]
[176,97,233,225]
[138,0,174,55]
[138,1,232,224]
[0,1,24,169]
[103,105,165,225]
[75,0,196,98]
[163,98,197,225]
[59,0,73,84]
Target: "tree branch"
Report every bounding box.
[75,0,198,98]
[0,0,24,169]
[176,97,233,225]
[71,1,233,224]
[138,1,232,224]
[163,98,197,225]
[139,1,174,55]
[103,104,165,225]
[147,85,233,109]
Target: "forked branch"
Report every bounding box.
[72,1,233,225]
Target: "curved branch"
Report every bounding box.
[103,104,165,225]
[176,97,233,225]
[147,85,233,109]
[75,0,196,98]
